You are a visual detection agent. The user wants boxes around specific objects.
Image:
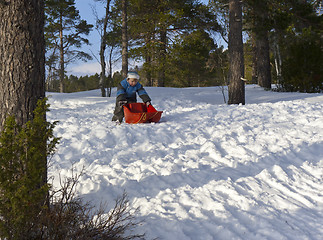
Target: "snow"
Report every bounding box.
[47,85,323,240]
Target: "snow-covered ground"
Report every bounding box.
[47,85,323,240]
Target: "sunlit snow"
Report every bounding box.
[47,85,323,240]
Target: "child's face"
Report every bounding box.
[127,78,138,86]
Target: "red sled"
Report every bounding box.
[123,103,163,124]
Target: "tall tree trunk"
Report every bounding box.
[0,0,45,130]
[0,4,48,235]
[59,14,64,93]
[144,35,152,86]
[252,0,271,89]
[228,0,245,105]
[158,30,167,87]
[145,54,152,86]
[256,31,271,89]
[107,46,113,97]
[251,33,258,84]
[99,0,111,97]
[273,31,283,86]
[121,0,128,78]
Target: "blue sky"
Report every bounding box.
[68,0,217,76]
[67,0,105,76]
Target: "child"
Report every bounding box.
[112,71,151,123]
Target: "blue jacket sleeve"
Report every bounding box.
[116,79,127,101]
[136,83,151,103]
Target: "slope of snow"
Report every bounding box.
[47,85,323,240]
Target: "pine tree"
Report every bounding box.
[270,0,322,92]
[113,0,218,86]
[45,0,93,93]
[245,0,272,89]
[167,30,215,87]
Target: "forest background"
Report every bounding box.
[45,0,322,94]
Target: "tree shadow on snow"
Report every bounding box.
[81,141,322,211]
[119,142,322,200]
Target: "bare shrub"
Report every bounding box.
[43,169,145,240]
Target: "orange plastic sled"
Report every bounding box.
[123,103,163,124]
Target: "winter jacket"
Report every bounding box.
[116,78,151,103]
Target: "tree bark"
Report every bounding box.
[158,29,167,87]
[107,46,113,97]
[228,0,245,105]
[59,17,64,93]
[251,33,258,84]
[144,35,152,86]
[145,54,152,86]
[0,0,45,130]
[251,0,271,89]
[121,0,128,78]
[256,31,271,89]
[273,31,282,86]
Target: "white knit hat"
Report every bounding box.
[127,71,140,80]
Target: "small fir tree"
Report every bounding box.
[0,98,59,240]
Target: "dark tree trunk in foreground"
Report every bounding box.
[228,0,245,105]
[0,0,45,131]
[121,0,128,78]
